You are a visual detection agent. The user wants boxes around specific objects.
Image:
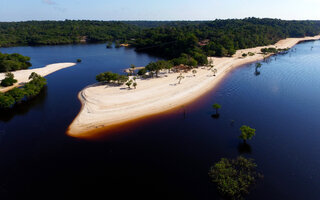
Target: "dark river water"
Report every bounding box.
[0,41,320,200]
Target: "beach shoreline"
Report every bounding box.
[67,36,320,138]
[0,62,76,93]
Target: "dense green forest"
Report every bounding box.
[0,52,31,72]
[0,20,139,46]
[130,18,320,59]
[1,18,320,66]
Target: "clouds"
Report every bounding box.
[42,0,56,5]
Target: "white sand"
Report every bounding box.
[67,36,320,137]
[0,63,76,93]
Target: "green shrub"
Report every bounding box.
[96,71,128,84]
[209,156,263,200]
[0,52,31,72]
[137,68,147,76]
[6,88,25,102]
[0,93,15,109]
[1,72,18,87]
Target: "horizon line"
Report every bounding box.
[1,17,320,23]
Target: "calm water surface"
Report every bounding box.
[0,41,320,199]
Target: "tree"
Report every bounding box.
[0,93,15,109]
[213,103,221,115]
[212,68,218,76]
[137,68,147,76]
[0,73,47,109]
[126,80,133,88]
[255,63,262,76]
[106,41,112,48]
[96,71,128,84]
[255,63,262,68]
[29,72,41,80]
[133,82,137,89]
[208,156,263,200]
[0,52,31,72]
[192,69,197,77]
[145,62,161,77]
[239,125,256,143]
[7,88,25,102]
[1,72,17,87]
[177,73,185,84]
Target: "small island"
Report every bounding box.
[67,35,320,138]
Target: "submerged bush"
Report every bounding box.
[208,156,263,200]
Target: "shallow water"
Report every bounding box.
[0,41,320,199]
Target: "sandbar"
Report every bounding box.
[0,62,76,93]
[67,36,320,138]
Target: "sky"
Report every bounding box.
[1,0,320,22]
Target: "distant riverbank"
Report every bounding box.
[0,63,76,93]
[67,35,320,138]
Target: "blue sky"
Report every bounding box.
[1,0,320,21]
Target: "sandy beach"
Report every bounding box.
[67,35,320,137]
[0,62,76,93]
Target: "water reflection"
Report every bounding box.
[211,114,220,119]
[238,142,252,154]
[0,87,47,122]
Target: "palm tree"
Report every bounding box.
[212,103,221,115]
[239,125,256,143]
[177,73,185,84]
[192,69,197,77]
[212,68,218,76]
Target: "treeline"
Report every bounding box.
[0,20,139,47]
[0,52,32,72]
[130,18,320,59]
[1,18,320,65]
[0,73,47,109]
